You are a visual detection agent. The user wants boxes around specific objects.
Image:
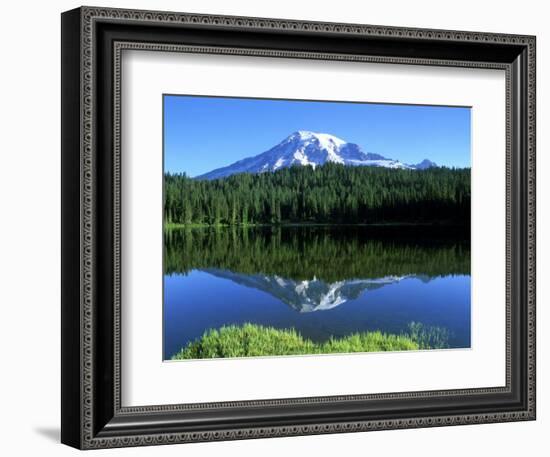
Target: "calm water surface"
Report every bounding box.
[163,226,470,359]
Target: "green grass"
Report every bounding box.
[407,321,451,349]
[171,323,420,360]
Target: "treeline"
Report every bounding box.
[165,226,470,282]
[164,164,471,226]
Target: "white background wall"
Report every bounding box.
[0,0,546,455]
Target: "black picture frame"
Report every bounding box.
[61,6,536,449]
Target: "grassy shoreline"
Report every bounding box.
[171,324,422,360]
[165,221,468,230]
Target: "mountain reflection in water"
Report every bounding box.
[203,268,414,313]
[163,226,471,359]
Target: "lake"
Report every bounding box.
[163,225,471,360]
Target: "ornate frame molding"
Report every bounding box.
[61,6,536,450]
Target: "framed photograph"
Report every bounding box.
[61,6,536,449]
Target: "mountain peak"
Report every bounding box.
[287,130,347,148]
[196,131,437,179]
[414,159,438,170]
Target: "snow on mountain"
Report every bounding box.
[196,131,437,180]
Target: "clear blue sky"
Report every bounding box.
[164,95,471,176]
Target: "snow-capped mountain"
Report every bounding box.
[196,131,437,180]
[203,268,412,312]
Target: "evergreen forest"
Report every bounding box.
[164,164,470,226]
